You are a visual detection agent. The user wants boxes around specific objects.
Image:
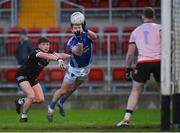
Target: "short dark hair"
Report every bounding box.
[38,37,50,44]
[143,7,155,19]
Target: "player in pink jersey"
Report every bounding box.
[116,7,161,127]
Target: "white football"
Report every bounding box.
[70,12,85,25]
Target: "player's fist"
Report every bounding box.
[57,58,66,69]
[125,68,133,81]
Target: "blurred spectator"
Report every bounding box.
[15,28,34,65]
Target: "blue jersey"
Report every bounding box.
[67,32,93,68]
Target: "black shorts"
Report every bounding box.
[16,74,38,87]
[133,62,160,83]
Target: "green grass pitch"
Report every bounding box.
[0,109,160,132]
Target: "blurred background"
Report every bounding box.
[0,0,160,110]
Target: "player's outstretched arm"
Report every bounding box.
[52,53,70,60]
[36,52,69,61]
[36,52,68,69]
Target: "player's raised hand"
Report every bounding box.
[125,68,133,81]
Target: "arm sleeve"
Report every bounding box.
[31,48,42,59]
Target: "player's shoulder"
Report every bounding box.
[149,23,161,28]
[34,48,42,53]
[67,36,76,46]
[148,23,161,31]
[130,24,145,33]
[131,26,139,35]
[154,23,161,29]
[30,48,43,58]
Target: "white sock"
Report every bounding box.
[124,112,131,121]
[48,105,54,113]
[21,113,27,118]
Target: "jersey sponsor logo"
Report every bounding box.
[17,76,26,81]
[35,49,41,53]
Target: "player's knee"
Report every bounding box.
[61,89,70,95]
[35,97,44,103]
[36,99,44,103]
[25,96,34,104]
[27,94,35,100]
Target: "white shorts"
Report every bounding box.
[64,65,90,83]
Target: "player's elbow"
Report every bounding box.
[88,30,97,40]
[127,53,134,57]
[91,34,97,40]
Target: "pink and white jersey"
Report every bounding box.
[129,23,161,63]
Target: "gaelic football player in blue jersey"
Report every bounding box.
[47,13,97,122]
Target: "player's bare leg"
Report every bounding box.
[32,83,44,103]
[48,81,74,122]
[15,83,44,115]
[126,81,144,111]
[57,79,84,117]
[19,81,35,122]
[59,79,84,104]
[117,81,144,127]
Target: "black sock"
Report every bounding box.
[126,109,133,114]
